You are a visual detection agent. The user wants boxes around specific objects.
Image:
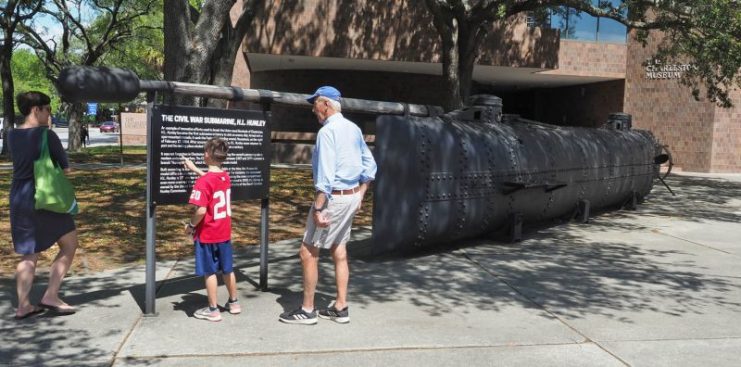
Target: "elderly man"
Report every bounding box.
[279,86,376,325]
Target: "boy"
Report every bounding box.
[183,137,240,322]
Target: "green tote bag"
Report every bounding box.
[33,129,79,215]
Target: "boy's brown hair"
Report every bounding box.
[205,137,228,164]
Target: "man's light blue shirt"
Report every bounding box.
[312,113,377,197]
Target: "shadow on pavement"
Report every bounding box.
[638,175,741,224]
[1,174,739,365]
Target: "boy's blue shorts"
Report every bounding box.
[194,239,234,276]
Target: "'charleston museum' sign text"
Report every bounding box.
[645,59,696,80]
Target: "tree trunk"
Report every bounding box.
[208,0,256,108]
[66,102,84,152]
[164,0,238,107]
[163,0,257,108]
[163,0,191,83]
[424,0,500,112]
[458,40,476,106]
[163,0,195,105]
[440,17,462,111]
[207,39,235,108]
[1,40,14,157]
[457,25,486,107]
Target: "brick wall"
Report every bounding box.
[624,30,716,172]
[711,88,741,172]
[245,0,559,69]
[546,40,626,78]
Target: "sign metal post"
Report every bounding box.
[259,99,272,291]
[144,91,158,316]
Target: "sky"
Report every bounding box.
[19,2,96,50]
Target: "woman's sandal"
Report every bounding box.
[14,306,46,320]
[39,302,77,315]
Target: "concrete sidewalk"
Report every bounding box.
[1,172,740,366]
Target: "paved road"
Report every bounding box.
[1,172,740,366]
[0,126,122,151]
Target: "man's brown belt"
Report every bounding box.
[332,186,360,195]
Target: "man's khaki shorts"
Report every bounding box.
[302,191,362,249]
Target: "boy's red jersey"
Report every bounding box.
[188,171,232,243]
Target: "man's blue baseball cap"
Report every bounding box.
[306,86,341,104]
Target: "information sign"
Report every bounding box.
[149,105,271,205]
[87,103,98,115]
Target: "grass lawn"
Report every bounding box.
[67,145,148,164]
[0,149,373,275]
[0,145,148,165]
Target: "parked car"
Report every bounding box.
[52,117,69,127]
[99,121,118,133]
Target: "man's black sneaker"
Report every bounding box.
[279,307,317,325]
[318,306,349,323]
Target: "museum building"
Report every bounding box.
[230,1,740,173]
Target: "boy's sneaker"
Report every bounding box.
[193,306,222,322]
[279,307,317,325]
[318,305,350,323]
[225,300,241,315]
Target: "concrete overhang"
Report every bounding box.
[246,53,623,92]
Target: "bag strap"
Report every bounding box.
[39,128,59,169]
[39,128,50,159]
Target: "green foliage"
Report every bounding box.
[654,0,741,107]
[0,49,61,115]
[21,0,160,77]
[189,0,204,11]
[13,0,160,151]
[97,0,164,79]
[560,0,740,107]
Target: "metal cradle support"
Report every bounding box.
[509,213,523,242]
[624,191,639,211]
[574,199,591,224]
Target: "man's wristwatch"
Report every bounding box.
[313,204,324,212]
[187,222,196,229]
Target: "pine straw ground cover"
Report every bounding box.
[0,155,373,276]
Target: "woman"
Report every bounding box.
[9,91,78,319]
